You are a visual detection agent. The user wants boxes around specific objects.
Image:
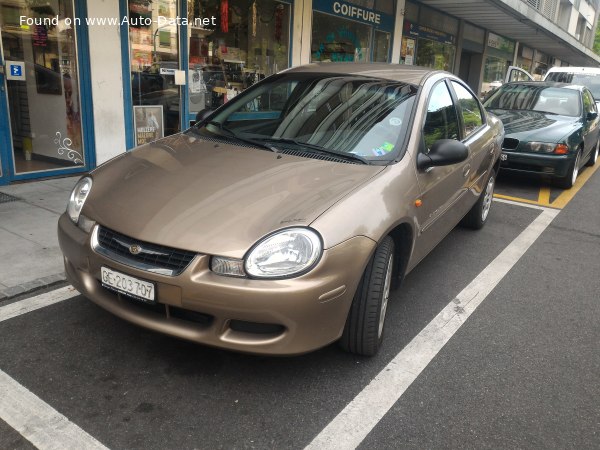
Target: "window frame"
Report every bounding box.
[420,79,462,154]
[448,79,486,141]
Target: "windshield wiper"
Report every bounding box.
[203,121,279,153]
[260,137,369,165]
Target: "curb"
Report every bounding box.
[0,274,67,302]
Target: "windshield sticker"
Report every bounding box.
[389,117,402,126]
[371,142,395,156]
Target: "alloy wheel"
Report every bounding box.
[481,176,495,222]
[378,253,394,338]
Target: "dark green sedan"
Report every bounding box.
[484,82,600,188]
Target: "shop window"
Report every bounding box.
[373,30,390,63]
[415,39,455,72]
[451,81,483,138]
[311,12,371,62]
[1,0,86,174]
[187,0,291,115]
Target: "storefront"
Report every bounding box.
[482,31,514,96]
[0,0,95,185]
[123,0,293,147]
[400,1,457,71]
[311,0,395,63]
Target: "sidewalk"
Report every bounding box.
[0,176,78,300]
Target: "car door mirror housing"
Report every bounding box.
[587,111,598,121]
[417,139,469,171]
[195,108,216,124]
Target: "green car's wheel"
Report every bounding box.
[340,236,394,356]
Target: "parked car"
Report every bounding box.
[484,81,600,188]
[544,66,600,105]
[58,63,503,356]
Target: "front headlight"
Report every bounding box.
[67,176,92,224]
[245,228,322,278]
[524,142,556,153]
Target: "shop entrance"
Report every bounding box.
[0,0,90,185]
[459,50,483,94]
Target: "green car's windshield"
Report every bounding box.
[189,73,418,163]
[484,84,581,117]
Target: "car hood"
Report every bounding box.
[487,109,579,143]
[84,134,385,257]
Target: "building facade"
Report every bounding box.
[1,0,599,185]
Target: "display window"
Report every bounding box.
[187,0,292,116]
[311,0,394,63]
[0,0,87,175]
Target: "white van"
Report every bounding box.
[543,67,600,101]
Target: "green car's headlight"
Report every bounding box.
[244,228,322,279]
[67,177,92,224]
[524,142,556,153]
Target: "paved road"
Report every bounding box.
[0,169,599,449]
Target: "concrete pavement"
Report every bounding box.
[0,176,78,300]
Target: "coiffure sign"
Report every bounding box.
[314,0,394,30]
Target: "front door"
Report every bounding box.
[0,0,90,185]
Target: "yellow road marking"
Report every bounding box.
[493,193,553,207]
[537,187,551,206]
[550,161,600,209]
[495,160,600,209]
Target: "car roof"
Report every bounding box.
[546,66,600,75]
[283,63,440,86]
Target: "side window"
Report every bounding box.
[423,82,460,151]
[583,90,596,114]
[451,81,484,138]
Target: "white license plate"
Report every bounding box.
[101,267,155,303]
[500,153,508,161]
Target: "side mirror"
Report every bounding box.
[586,111,598,121]
[417,139,469,171]
[195,108,216,124]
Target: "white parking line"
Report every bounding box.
[493,197,557,211]
[0,285,79,323]
[306,207,560,450]
[0,369,108,450]
[0,285,102,449]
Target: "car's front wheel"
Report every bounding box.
[461,172,495,229]
[340,236,394,356]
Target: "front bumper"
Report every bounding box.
[500,151,574,177]
[58,214,376,355]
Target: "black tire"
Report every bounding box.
[556,148,581,189]
[461,172,495,229]
[339,236,395,356]
[586,140,599,167]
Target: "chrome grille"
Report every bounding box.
[92,226,196,276]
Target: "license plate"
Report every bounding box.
[500,153,508,161]
[101,267,155,303]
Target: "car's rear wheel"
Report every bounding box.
[339,236,394,356]
[585,140,599,167]
[461,172,495,229]
[556,148,581,189]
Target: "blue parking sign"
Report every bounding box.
[10,64,22,77]
[6,61,25,81]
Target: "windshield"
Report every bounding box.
[545,72,600,99]
[188,73,418,163]
[484,84,581,117]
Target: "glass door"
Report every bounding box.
[128,0,182,145]
[0,0,87,178]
